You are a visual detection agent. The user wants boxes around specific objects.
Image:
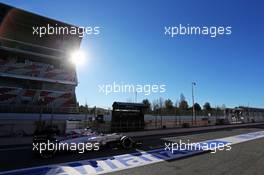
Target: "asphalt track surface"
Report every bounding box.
[0,125,264,175]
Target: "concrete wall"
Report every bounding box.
[0,113,111,136]
[1,112,264,136]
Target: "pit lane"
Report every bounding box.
[0,125,264,174]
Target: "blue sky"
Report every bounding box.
[1,0,264,109]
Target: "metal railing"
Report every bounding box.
[0,104,78,114]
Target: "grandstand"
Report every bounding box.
[0,3,82,113]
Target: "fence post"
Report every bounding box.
[155,115,157,129]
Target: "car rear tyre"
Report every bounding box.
[120,136,133,149]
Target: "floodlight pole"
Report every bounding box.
[192,82,196,126]
[135,91,137,103]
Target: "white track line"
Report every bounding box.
[1,130,264,175]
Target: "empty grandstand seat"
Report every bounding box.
[1,59,76,82]
[0,86,20,104]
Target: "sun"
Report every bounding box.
[70,50,86,66]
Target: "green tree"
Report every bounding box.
[193,103,202,111]
[165,99,173,109]
[180,93,186,102]
[179,100,188,110]
[78,105,88,113]
[152,100,159,112]
[203,102,212,111]
[142,99,151,111]
[179,94,188,110]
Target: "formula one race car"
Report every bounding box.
[33,128,139,158]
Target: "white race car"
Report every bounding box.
[33,128,138,158]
